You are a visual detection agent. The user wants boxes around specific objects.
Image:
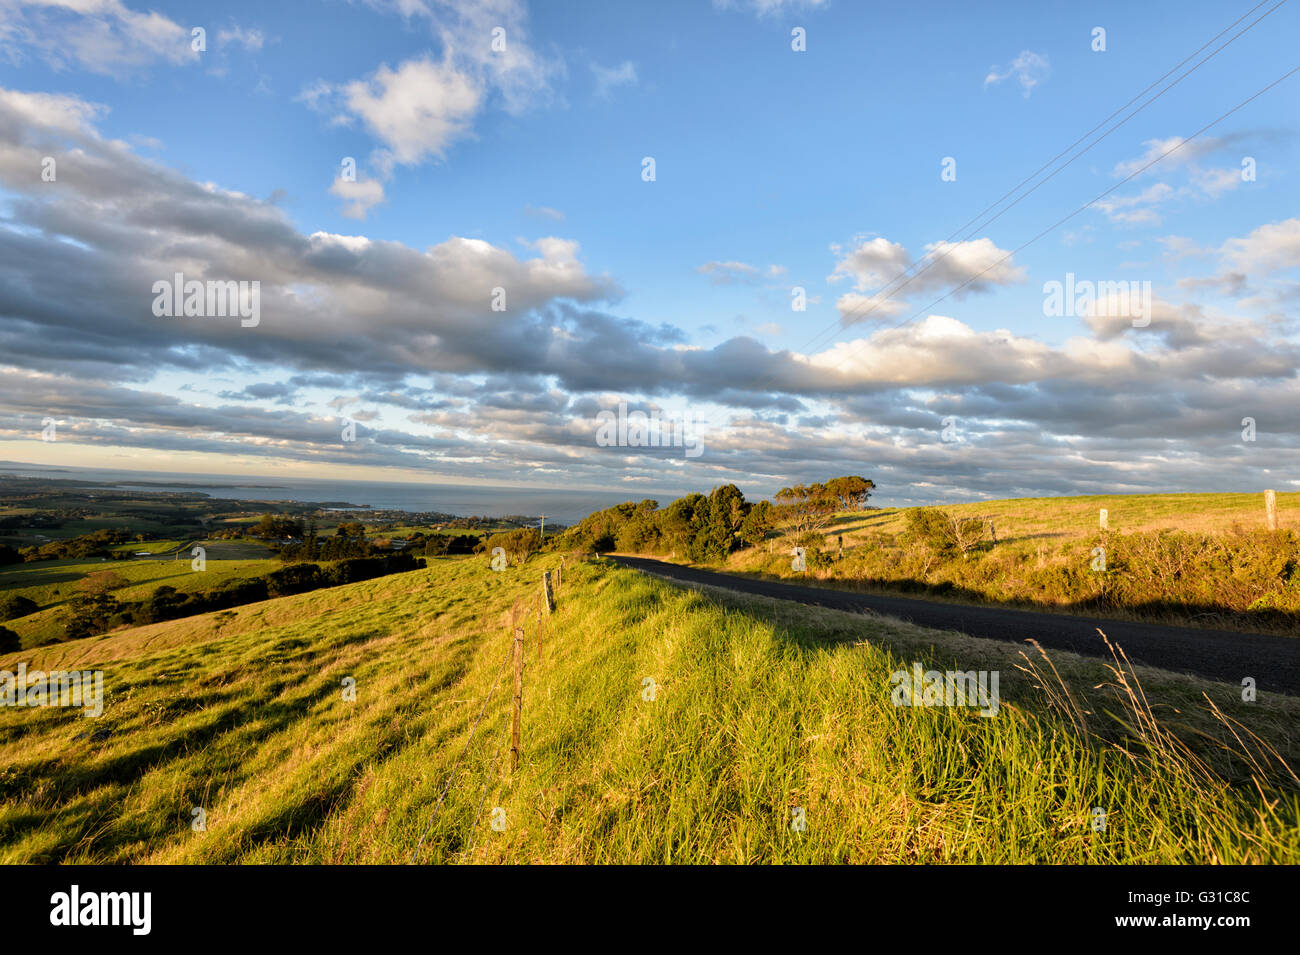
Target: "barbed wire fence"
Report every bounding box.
[409,561,561,863]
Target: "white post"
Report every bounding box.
[1099,508,1109,531]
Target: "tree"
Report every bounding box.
[660,494,706,557]
[0,626,19,653]
[64,591,119,641]
[143,585,185,623]
[903,508,985,559]
[336,521,366,538]
[614,501,661,553]
[0,593,38,621]
[694,484,748,561]
[739,500,775,547]
[774,483,838,534]
[0,544,23,566]
[265,563,324,597]
[824,476,875,511]
[483,527,542,566]
[252,514,304,540]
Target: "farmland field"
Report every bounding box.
[0,541,279,648]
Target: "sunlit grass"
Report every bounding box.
[0,555,1296,863]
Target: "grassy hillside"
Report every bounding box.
[0,540,278,648]
[709,492,1300,634]
[1,554,1297,863]
[831,492,1300,540]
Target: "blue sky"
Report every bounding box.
[0,0,1297,504]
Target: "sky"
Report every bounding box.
[0,0,1297,505]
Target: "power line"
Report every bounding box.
[746,0,1288,397]
[814,63,1300,384]
[818,0,1287,342]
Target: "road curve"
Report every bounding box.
[608,555,1300,696]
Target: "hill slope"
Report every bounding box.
[2,555,1297,863]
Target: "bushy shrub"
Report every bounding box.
[0,593,38,621]
[265,563,324,597]
[482,527,542,567]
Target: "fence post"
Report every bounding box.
[1099,508,1109,531]
[1266,489,1278,531]
[542,571,555,615]
[511,626,523,773]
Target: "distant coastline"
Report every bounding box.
[0,461,679,526]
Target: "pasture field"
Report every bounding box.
[824,492,1300,541]
[0,541,278,648]
[2,554,1296,864]
[710,493,1300,634]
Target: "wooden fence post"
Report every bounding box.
[542,571,555,615]
[1266,489,1278,531]
[510,626,523,773]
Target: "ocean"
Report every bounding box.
[0,463,679,526]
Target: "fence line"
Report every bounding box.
[409,635,513,864]
[412,561,563,862]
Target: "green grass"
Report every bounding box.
[1,554,1296,863]
[0,541,278,647]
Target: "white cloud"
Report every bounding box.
[301,0,560,215]
[329,176,386,219]
[833,292,908,322]
[1112,136,1222,178]
[696,260,787,285]
[712,0,829,16]
[984,50,1049,97]
[590,60,637,98]
[828,237,909,289]
[0,0,203,75]
[828,236,1024,322]
[525,204,565,221]
[1093,183,1175,225]
[1220,218,1300,275]
[340,56,484,172]
[217,26,265,51]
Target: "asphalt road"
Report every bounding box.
[609,555,1300,696]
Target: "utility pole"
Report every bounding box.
[537,514,547,539]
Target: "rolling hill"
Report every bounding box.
[2,552,1297,863]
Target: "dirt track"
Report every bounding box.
[609,555,1300,696]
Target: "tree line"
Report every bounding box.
[556,476,874,561]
